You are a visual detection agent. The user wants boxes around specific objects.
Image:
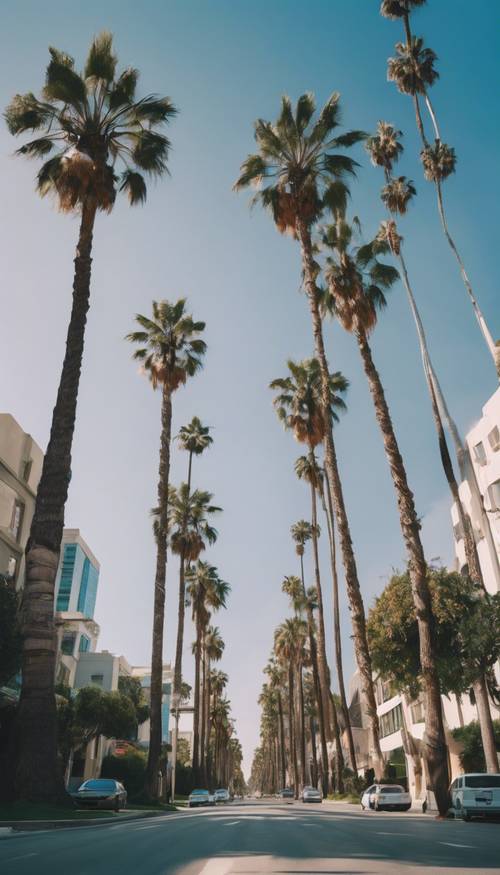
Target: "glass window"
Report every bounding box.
[488,427,500,452]
[79,634,90,653]
[453,521,464,542]
[90,674,104,687]
[82,780,117,791]
[77,557,98,618]
[473,442,487,465]
[488,481,500,512]
[56,544,76,612]
[464,775,500,788]
[61,633,76,656]
[380,704,403,738]
[7,556,17,581]
[10,500,24,541]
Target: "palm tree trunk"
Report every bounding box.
[200,630,208,785]
[288,666,299,796]
[309,475,335,744]
[298,663,307,790]
[146,378,173,800]
[473,675,499,773]
[321,471,357,773]
[301,552,330,795]
[192,615,202,781]
[355,326,450,815]
[277,691,287,789]
[13,200,98,803]
[296,217,384,780]
[173,554,187,699]
[309,715,318,787]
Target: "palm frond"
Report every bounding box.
[119,169,147,204]
[84,31,117,82]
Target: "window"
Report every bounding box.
[6,556,17,581]
[380,704,403,738]
[61,633,76,656]
[453,521,464,542]
[378,679,393,704]
[473,442,487,466]
[410,700,425,724]
[488,480,500,512]
[9,500,24,542]
[90,674,104,687]
[464,775,500,788]
[79,634,90,653]
[22,459,33,482]
[56,543,76,612]
[77,557,98,618]
[488,426,500,452]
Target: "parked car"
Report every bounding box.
[214,788,231,803]
[189,789,211,808]
[450,773,500,821]
[279,788,295,803]
[72,779,127,811]
[302,786,322,803]
[361,784,411,812]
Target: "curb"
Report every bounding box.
[0,809,177,832]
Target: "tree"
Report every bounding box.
[126,299,206,799]
[270,358,347,769]
[235,92,384,778]
[367,121,500,774]
[381,3,499,377]
[186,561,230,782]
[275,617,309,796]
[452,721,500,774]
[203,625,224,784]
[5,32,176,803]
[118,676,150,729]
[322,216,450,812]
[0,575,22,687]
[368,567,500,767]
[176,736,192,767]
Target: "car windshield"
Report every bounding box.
[81,780,116,791]
[191,789,209,795]
[464,775,500,788]
[379,787,404,794]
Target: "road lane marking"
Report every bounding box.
[376,831,413,836]
[224,821,240,826]
[5,853,39,862]
[439,842,475,849]
[134,823,166,830]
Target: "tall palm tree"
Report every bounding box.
[127,299,205,798]
[167,483,219,799]
[381,4,499,376]
[203,625,225,782]
[270,359,347,752]
[265,660,287,789]
[303,670,319,786]
[321,218,451,813]
[235,93,385,778]
[275,619,307,796]
[177,417,213,488]
[367,122,500,774]
[4,33,176,802]
[187,561,230,782]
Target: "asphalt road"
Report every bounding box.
[1,799,499,875]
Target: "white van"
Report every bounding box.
[450,773,500,820]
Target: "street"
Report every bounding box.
[1,799,499,875]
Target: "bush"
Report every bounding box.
[342,768,368,796]
[101,750,147,799]
[452,720,500,773]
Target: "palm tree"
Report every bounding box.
[187,561,230,782]
[275,617,309,796]
[167,482,219,799]
[4,33,176,802]
[367,122,500,774]
[265,660,287,789]
[381,6,499,376]
[270,359,347,752]
[177,417,213,488]
[235,93,385,778]
[127,299,205,798]
[203,625,225,782]
[321,218,451,813]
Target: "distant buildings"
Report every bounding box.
[0,413,43,587]
[131,664,173,747]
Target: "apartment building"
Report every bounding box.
[0,413,43,587]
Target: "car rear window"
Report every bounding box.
[82,780,116,790]
[379,786,404,794]
[192,789,209,795]
[464,775,500,788]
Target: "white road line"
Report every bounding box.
[224,821,240,826]
[5,853,39,862]
[134,823,166,830]
[439,842,475,849]
[376,832,413,836]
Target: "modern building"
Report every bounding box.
[132,664,173,747]
[54,529,100,617]
[0,413,43,588]
[451,387,500,595]
[55,612,100,688]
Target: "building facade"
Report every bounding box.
[0,414,43,587]
[54,529,100,617]
[132,664,173,747]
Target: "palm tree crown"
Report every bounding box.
[387,37,439,96]
[366,121,403,169]
[321,220,399,335]
[126,299,206,390]
[167,484,220,560]
[233,92,364,236]
[187,561,230,619]
[295,454,324,493]
[380,0,427,19]
[5,31,176,211]
[177,417,213,456]
[290,519,314,556]
[270,358,348,448]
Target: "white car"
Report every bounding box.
[450,773,500,821]
[302,786,322,803]
[214,788,231,803]
[361,784,411,812]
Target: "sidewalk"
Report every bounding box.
[0,807,178,834]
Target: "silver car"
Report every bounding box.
[73,778,127,811]
[302,786,322,803]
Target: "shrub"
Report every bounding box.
[452,720,500,773]
[101,750,147,799]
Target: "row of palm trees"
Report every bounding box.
[234,4,498,808]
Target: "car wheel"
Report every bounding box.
[403,805,411,812]
[114,801,120,812]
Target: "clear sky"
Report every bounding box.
[1,0,498,777]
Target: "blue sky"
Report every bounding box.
[0,0,498,776]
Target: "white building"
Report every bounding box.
[451,387,500,595]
